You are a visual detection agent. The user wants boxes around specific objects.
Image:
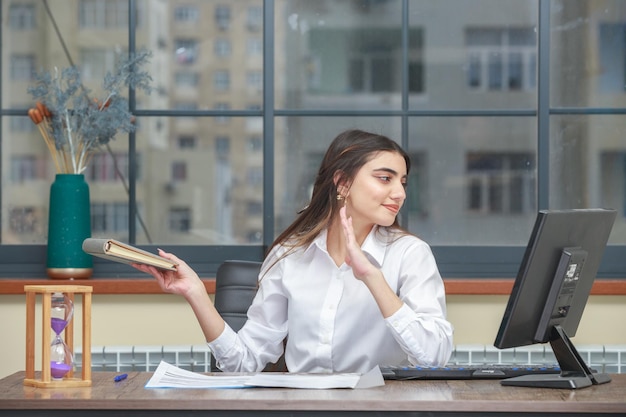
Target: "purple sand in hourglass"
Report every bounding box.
[50,362,72,379]
[51,317,68,335]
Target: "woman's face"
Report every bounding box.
[344,151,407,230]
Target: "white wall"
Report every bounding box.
[2,293,626,378]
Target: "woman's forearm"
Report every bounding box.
[185,288,226,343]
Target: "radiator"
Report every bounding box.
[75,344,626,374]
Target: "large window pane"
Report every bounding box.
[2,116,49,244]
[2,0,131,245]
[551,0,626,107]
[409,0,538,110]
[138,0,264,110]
[277,0,405,111]
[408,117,537,245]
[132,116,264,245]
[550,115,626,244]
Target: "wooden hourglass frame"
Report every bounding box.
[24,285,92,388]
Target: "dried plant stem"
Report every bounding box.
[36,123,62,174]
[62,110,78,173]
[81,152,94,174]
[76,141,90,174]
[62,150,71,174]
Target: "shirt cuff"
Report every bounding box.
[207,323,237,359]
[385,303,415,333]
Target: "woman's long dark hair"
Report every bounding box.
[267,129,411,257]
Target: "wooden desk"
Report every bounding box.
[1,371,625,416]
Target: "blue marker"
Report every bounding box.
[114,373,128,382]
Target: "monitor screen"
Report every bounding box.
[494,208,616,389]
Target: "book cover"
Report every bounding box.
[82,238,178,271]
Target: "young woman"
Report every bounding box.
[133,129,453,373]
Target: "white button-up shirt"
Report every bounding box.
[208,226,454,373]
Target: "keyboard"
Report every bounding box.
[380,364,562,380]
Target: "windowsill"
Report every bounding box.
[0,278,216,295]
[0,278,625,295]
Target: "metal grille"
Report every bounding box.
[75,344,626,374]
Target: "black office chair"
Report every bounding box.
[211,260,286,372]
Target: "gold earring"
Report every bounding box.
[336,194,344,201]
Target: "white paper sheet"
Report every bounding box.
[145,361,384,389]
[247,366,385,389]
[145,361,250,388]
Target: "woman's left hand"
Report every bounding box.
[340,207,403,317]
[339,206,378,281]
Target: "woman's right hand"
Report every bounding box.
[131,249,205,300]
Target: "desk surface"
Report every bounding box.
[1,371,625,416]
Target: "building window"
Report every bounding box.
[215,136,230,160]
[9,207,37,234]
[245,104,262,131]
[246,166,263,187]
[171,161,187,181]
[9,3,36,30]
[598,23,626,92]
[86,152,130,182]
[246,200,263,216]
[177,136,197,149]
[174,6,199,23]
[600,151,626,216]
[169,207,191,232]
[91,202,129,233]
[175,102,198,111]
[174,102,198,118]
[308,28,423,94]
[214,39,231,57]
[174,71,200,87]
[247,38,263,56]
[406,153,428,217]
[214,70,230,91]
[10,155,42,183]
[247,136,262,153]
[246,230,262,243]
[247,6,262,31]
[215,5,231,30]
[215,102,230,123]
[466,27,536,91]
[80,49,119,81]
[10,116,36,133]
[10,54,35,80]
[466,152,535,214]
[175,39,199,64]
[349,54,394,93]
[246,71,263,92]
[79,0,128,29]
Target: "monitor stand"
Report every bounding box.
[500,325,611,389]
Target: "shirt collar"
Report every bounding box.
[307,226,387,268]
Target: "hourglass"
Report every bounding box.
[24,285,92,388]
[50,292,74,379]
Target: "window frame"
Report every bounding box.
[0,0,625,280]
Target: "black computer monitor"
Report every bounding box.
[494,208,617,389]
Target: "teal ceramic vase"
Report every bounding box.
[46,174,93,279]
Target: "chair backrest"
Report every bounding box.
[213,260,262,333]
[211,260,286,372]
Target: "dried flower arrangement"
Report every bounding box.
[27,49,153,174]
